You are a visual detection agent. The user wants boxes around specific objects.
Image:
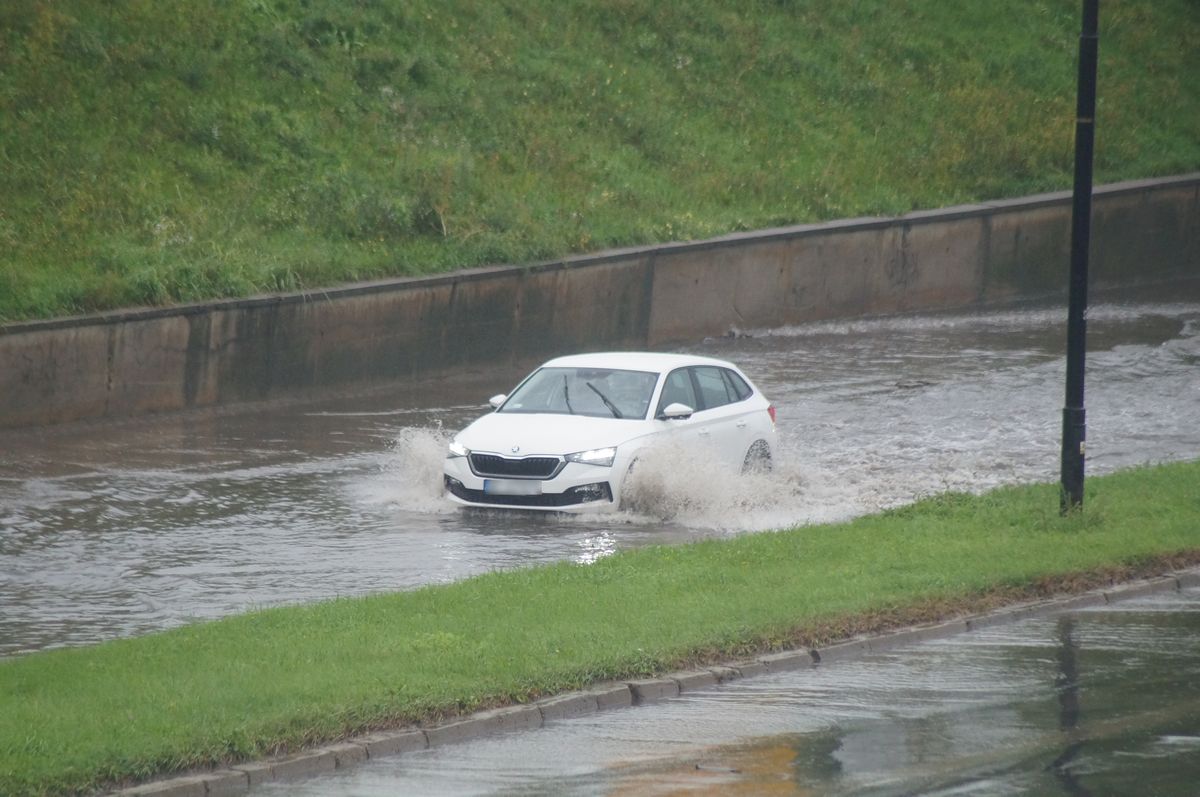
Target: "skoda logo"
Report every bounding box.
[511,445,520,454]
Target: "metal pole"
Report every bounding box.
[1061,0,1099,513]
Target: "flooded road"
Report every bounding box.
[2,286,1199,656]
[254,587,1200,796]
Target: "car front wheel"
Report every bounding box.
[617,457,641,511]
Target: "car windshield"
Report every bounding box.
[500,367,659,420]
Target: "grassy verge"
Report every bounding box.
[2,1,1199,321]
[3,460,1199,795]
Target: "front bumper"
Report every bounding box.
[443,456,617,512]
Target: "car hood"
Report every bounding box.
[455,412,649,457]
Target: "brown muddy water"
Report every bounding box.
[2,288,1199,657]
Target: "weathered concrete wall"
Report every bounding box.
[2,175,1196,429]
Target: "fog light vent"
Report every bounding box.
[568,482,613,503]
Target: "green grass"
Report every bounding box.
[1,0,1198,321]
[2,460,1199,795]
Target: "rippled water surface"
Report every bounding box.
[256,588,1200,796]
[2,288,1199,655]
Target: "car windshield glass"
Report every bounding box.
[500,367,659,419]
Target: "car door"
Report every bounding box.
[688,365,756,468]
[650,366,706,452]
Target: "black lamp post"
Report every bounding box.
[1061,0,1099,513]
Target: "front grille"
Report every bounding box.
[469,453,563,479]
[445,477,612,508]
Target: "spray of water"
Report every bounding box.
[620,440,790,523]
[353,425,457,515]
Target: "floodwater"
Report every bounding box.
[2,286,1199,656]
[254,587,1200,796]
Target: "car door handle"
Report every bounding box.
[736,420,747,429]
[698,428,711,437]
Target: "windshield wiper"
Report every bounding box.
[563,375,575,415]
[586,382,623,418]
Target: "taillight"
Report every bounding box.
[767,405,776,424]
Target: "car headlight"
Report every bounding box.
[566,446,616,467]
[447,441,470,458]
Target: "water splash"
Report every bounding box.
[351,426,456,515]
[743,302,1200,340]
[619,440,820,530]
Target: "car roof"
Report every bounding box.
[539,351,739,373]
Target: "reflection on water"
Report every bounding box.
[256,589,1200,796]
[2,288,1199,656]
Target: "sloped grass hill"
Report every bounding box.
[1,0,1197,321]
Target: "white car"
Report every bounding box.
[443,352,776,512]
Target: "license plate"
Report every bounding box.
[483,479,543,496]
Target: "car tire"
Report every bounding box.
[617,458,640,511]
[742,440,772,474]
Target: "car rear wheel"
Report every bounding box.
[742,440,772,474]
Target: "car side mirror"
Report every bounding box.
[658,402,694,420]
[488,394,507,409]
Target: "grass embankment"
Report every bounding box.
[2,461,1199,795]
[2,1,1199,322]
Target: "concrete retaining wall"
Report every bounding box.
[2,174,1197,429]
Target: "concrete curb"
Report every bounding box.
[111,568,1197,795]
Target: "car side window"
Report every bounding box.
[722,369,752,401]
[657,368,698,416]
[692,366,733,410]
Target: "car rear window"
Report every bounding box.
[693,366,734,409]
[684,366,754,410]
[723,369,753,401]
